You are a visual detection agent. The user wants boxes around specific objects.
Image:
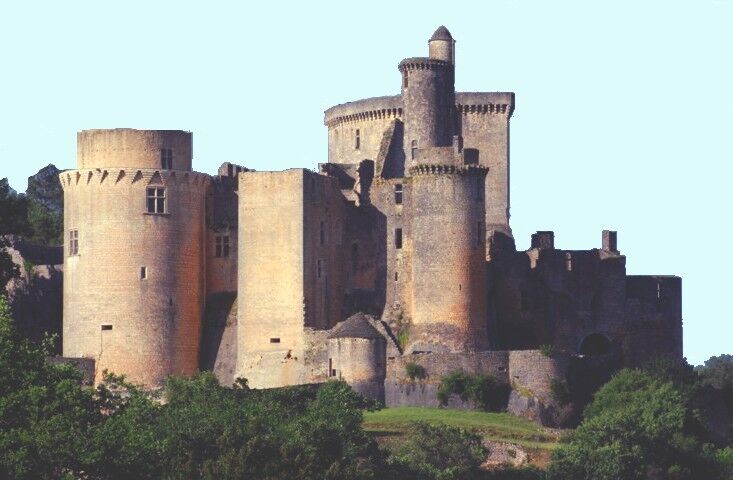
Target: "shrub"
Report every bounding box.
[405,362,427,381]
[437,370,509,411]
[550,378,572,405]
[539,344,556,357]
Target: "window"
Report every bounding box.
[394,183,403,204]
[160,149,173,169]
[329,358,335,377]
[476,222,483,246]
[351,243,358,274]
[394,271,398,281]
[475,177,483,201]
[317,259,323,278]
[68,229,79,256]
[395,228,403,249]
[565,252,572,272]
[101,324,113,331]
[215,235,230,257]
[140,266,147,279]
[355,129,360,149]
[270,338,280,344]
[146,187,166,214]
[403,72,408,88]
[411,140,418,160]
[319,221,325,245]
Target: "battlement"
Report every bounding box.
[409,163,488,176]
[59,168,210,190]
[398,57,452,72]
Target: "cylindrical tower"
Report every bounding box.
[327,314,386,402]
[428,25,455,64]
[408,161,489,353]
[399,28,455,158]
[61,129,209,387]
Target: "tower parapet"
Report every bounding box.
[77,129,192,171]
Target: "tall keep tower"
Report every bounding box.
[61,129,210,386]
[403,28,489,353]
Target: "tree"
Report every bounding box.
[547,368,729,480]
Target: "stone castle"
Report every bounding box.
[59,27,682,420]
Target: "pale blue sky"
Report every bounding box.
[1,1,730,364]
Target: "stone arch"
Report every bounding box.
[579,333,611,356]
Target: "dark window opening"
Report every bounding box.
[270,338,281,344]
[215,235,230,257]
[160,148,173,170]
[403,72,408,88]
[317,259,323,278]
[169,298,173,306]
[140,266,147,279]
[227,164,234,177]
[329,358,335,377]
[101,324,112,331]
[476,222,483,246]
[319,221,325,245]
[395,228,403,249]
[146,187,166,214]
[579,334,611,356]
[355,129,360,149]
[68,229,79,256]
[411,140,418,160]
[394,183,403,204]
[565,252,572,272]
[394,271,398,281]
[475,177,483,201]
[351,243,358,274]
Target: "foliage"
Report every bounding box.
[26,198,63,246]
[387,421,486,480]
[437,371,509,412]
[0,238,19,290]
[405,362,427,381]
[0,176,62,246]
[549,379,571,406]
[547,367,731,480]
[539,344,556,357]
[698,354,733,391]
[0,178,31,237]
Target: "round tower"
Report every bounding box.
[327,313,386,402]
[408,161,489,353]
[61,129,209,387]
[399,27,456,159]
[428,25,455,64]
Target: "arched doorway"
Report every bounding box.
[579,333,611,356]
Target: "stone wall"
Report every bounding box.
[200,292,237,386]
[77,129,193,171]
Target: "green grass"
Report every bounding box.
[363,407,560,451]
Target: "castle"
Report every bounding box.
[59,27,681,419]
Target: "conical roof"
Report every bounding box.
[430,26,453,41]
[328,313,384,340]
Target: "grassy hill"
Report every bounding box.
[363,407,564,468]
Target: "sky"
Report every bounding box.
[1,1,731,365]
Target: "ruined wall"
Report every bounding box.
[61,164,209,387]
[77,129,192,171]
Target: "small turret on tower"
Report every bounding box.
[429,25,455,64]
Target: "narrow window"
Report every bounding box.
[475,177,483,201]
[101,324,113,331]
[329,358,334,377]
[146,187,166,214]
[403,71,408,88]
[395,228,403,249]
[317,259,323,278]
[394,183,403,204]
[351,243,358,274]
[394,271,398,281]
[657,282,661,299]
[160,149,173,170]
[476,222,483,246]
[270,338,281,344]
[355,129,360,149]
[565,252,572,272]
[411,140,418,160]
[68,229,79,256]
[216,235,230,257]
[140,266,147,279]
[319,221,325,245]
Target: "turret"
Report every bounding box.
[399,27,456,159]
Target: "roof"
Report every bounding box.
[430,26,453,41]
[328,313,384,340]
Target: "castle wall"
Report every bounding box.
[77,129,193,171]
[328,337,386,402]
[61,167,209,387]
[200,293,238,386]
[206,172,239,295]
[408,165,488,352]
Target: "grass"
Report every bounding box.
[363,407,562,467]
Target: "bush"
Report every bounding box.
[388,422,485,480]
[437,371,509,412]
[539,344,556,357]
[550,379,571,406]
[406,362,427,381]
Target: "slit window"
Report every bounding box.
[565,253,572,272]
[146,187,166,214]
[355,129,360,149]
[476,222,483,246]
[68,229,79,256]
[394,183,403,204]
[160,149,173,169]
[215,235,230,257]
[394,271,399,281]
[140,266,147,279]
[403,72,408,88]
[411,140,418,160]
[319,221,325,245]
[395,228,403,249]
[101,324,112,331]
[317,259,323,278]
[270,338,280,344]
